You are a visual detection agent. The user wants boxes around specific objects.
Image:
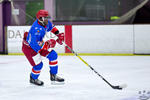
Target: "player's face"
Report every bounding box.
[39,16,51,26]
[43,16,51,25]
[43,18,48,25]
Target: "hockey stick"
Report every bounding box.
[63,42,127,90]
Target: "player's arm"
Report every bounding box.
[29,31,56,56]
[28,32,42,53]
[51,26,64,45]
[51,26,59,35]
[27,28,45,52]
[47,21,64,45]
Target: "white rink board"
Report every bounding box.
[7,26,65,53]
[7,26,30,53]
[134,25,150,54]
[7,25,150,54]
[72,25,134,53]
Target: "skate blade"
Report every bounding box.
[30,83,44,86]
[51,81,65,85]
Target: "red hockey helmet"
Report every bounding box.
[36,9,49,19]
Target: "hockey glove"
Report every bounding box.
[42,39,56,50]
[56,33,64,45]
[39,39,56,56]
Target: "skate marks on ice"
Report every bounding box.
[0,55,150,100]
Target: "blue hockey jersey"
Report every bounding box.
[26,19,53,52]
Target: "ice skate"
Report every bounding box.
[50,73,65,85]
[30,75,44,86]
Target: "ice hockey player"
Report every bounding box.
[22,9,65,86]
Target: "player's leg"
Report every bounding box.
[46,50,64,84]
[30,61,44,86]
[22,41,44,86]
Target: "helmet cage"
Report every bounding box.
[36,9,50,25]
[38,16,51,25]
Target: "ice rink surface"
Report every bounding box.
[0,55,150,100]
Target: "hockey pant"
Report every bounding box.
[22,40,58,79]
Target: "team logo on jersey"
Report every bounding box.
[37,30,40,32]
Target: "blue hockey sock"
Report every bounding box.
[31,62,43,79]
[47,50,58,75]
